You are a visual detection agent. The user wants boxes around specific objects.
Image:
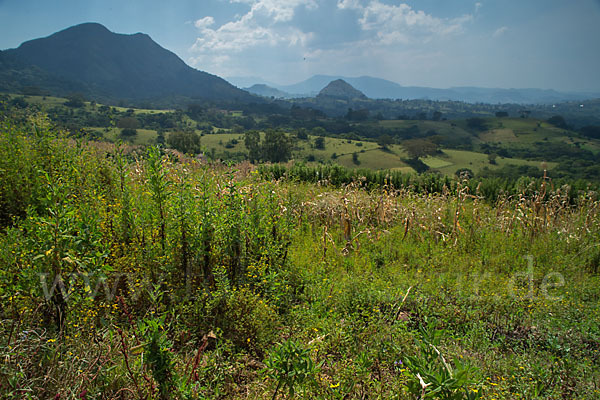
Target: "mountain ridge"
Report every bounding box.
[0,23,256,104]
[234,74,600,104]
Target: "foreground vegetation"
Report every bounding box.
[1,113,599,399]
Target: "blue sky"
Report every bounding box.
[1,0,600,91]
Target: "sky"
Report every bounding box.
[1,0,600,92]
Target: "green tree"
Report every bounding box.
[244,130,262,163]
[296,128,309,140]
[547,115,568,129]
[64,93,85,108]
[167,131,201,154]
[117,116,139,130]
[377,134,394,150]
[262,130,292,163]
[466,117,487,131]
[314,136,326,150]
[402,138,438,160]
[120,128,137,137]
[580,125,600,139]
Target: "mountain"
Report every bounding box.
[0,23,255,103]
[317,79,367,100]
[259,74,599,104]
[0,50,88,95]
[244,84,292,99]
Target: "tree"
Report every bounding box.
[346,108,369,121]
[402,138,438,160]
[547,115,568,129]
[186,103,204,120]
[64,93,85,108]
[238,116,256,130]
[167,131,201,154]
[466,117,487,131]
[262,130,292,163]
[117,116,139,130]
[432,111,442,121]
[580,125,600,139]
[10,97,28,109]
[377,134,394,150]
[314,137,325,150]
[156,130,165,145]
[120,128,138,137]
[296,128,309,140]
[311,127,326,137]
[244,131,262,163]
[495,111,509,118]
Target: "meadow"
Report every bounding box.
[7,93,595,181]
[1,113,599,399]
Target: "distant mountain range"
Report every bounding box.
[2,23,597,108]
[231,74,600,104]
[0,23,256,104]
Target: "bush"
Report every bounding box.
[314,137,326,150]
[120,128,137,137]
[167,130,201,154]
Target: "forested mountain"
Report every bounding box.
[0,23,256,104]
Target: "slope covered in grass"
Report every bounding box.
[1,114,599,399]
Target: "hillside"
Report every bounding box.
[0,23,256,104]
[317,79,367,100]
[245,84,292,99]
[4,93,598,182]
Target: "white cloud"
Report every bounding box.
[337,1,472,44]
[190,0,316,57]
[475,2,482,12]
[493,26,508,38]
[194,16,214,30]
[188,0,473,82]
[337,0,362,9]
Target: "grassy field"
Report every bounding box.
[423,150,557,176]
[89,127,159,145]
[1,118,599,399]
[7,94,599,177]
[200,132,553,176]
[336,147,413,170]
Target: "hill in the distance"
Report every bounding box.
[317,79,367,100]
[0,23,256,104]
[244,84,292,99]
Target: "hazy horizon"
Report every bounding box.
[2,0,600,92]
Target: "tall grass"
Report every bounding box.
[1,115,599,399]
